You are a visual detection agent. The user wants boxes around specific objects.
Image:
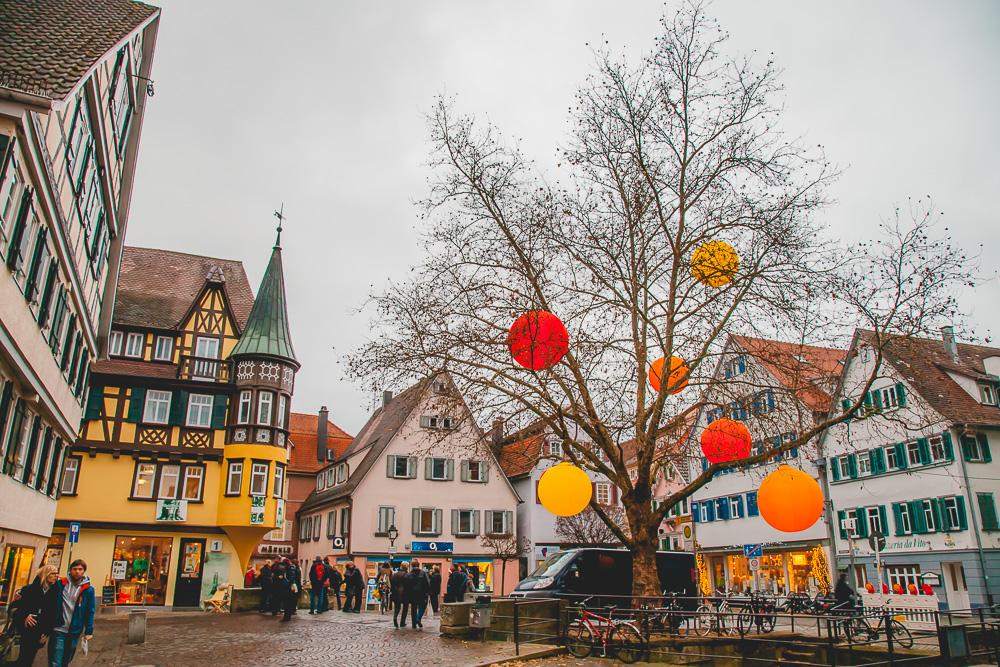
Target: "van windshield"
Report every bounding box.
[526,551,576,579]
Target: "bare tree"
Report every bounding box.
[555,506,628,547]
[480,533,530,595]
[349,2,972,598]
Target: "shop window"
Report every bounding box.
[225,460,243,496]
[109,330,123,356]
[186,394,213,428]
[60,455,80,496]
[249,461,269,496]
[181,466,204,501]
[124,332,143,358]
[132,462,156,499]
[153,336,172,361]
[886,565,920,593]
[0,546,36,605]
[143,390,171,424]
[111,535,172,605]
[157,464,180,499]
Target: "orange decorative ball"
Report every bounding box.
[699,419,752,463]
[648,356,689,394]
[757,465,824,533]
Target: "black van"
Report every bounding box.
[511,548,697,604]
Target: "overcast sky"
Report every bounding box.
[127,1,1000,434]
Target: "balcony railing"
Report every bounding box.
[177,355,229,383]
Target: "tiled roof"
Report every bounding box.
[92,358,177,379]
[733,336,846,413]
[868,331,1000,426]
[287,412,353,474]
[498,434,546,478]
[115,246,255,331]
[229,245,297,363]
[0,0,159,100]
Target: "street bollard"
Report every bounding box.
[127,609,147,645]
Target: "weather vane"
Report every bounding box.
[274,203,286,247]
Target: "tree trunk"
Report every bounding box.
[626,501,660,603]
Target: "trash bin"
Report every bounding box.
[470,601,492,628]
[938,624,969,660]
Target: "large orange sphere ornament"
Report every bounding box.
[757,465,825,533]
[507,311,570,371]
[537,462,593,517]
[691,240,739,287]
[699,418,752,463]
[648,356,689,394]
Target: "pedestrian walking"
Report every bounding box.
[284,558,302,619]
[325,561,343,611]
[308,557,327,614]
[406,560,430,629]
[376,563,392,614]
[48,559,95,667]
[258,560,272,613]
[270,563,291,621]
[428,565,442,616]
[391,563,409,628]
[445,565,469,603]
[342,563,363,613]
[9,564,60,666]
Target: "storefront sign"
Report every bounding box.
[332,536,346,549]
[155,499,188,522]
[411,541,453,553]
[259,544,293,556]
[250,495,266,525]
[111,560,128,580]
[101,586,116,606]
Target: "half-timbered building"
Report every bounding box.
[53,236,299,609]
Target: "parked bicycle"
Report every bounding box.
[842,603,914,649]
[695,590,736,637]
[737,592,777,635]
[566,596,646,664]
[647,591,689,634]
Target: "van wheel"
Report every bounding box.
[566,622,594,658]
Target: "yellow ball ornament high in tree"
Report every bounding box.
[537,462,593,517]
[691,240,739,287]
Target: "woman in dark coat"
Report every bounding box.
[390,564,409,628]
[11,564,61,666]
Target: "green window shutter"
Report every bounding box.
[6,188,33,272]
[955,496,968,531]
[895,382,907,407]
[830,457,841,481]
[837,510,847,539]
[0,134,15,193]
[855,508,869,538]
[878,506,888,535]
[977,433,992,463]
[847,454,858,479]
[126,387,145,423]
[870,448,885,474]
[210,396,228,429]
[977,494,999,531]
[960,436,976,462]
[892,504,905,536]
[872,389,883,412]
[941,432,954,461]
[895,443,907,469]
[83,384,104,421]
[910,501,926,534]
[841,399,853,420]
[862,392,873,415]
[169,390,188,425]
[930,499,943,532]
[916,438,931,465]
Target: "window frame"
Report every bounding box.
[885,445,899,470]
[131,461,157,500]
[273,463,285,498]
[729,495,743,519]
[865,506,882,535]
[181,465,205,502]
[898,503,912,534]
[376,505,395,536]
[157,463,181,500]
[857,453,872,476]
[428,457,448,481]
[595,482,611,505]
[942,496,961,529]
[256,391,273,425]
[108,330,123,356]
[277,394,287,429]
[142,389,171,425]
[921,499,936,532]
[153,335,173,362]
[457,509,475,535]
[466,459,485,482]
[185,393,213,428]
[929,436,947,462]
[124,332,143,358]
[60,455,81,496]
[237,390,252,424]
[906,441,922,467]
[249,460,269,496]
[225,460,244,496]
[415,507,438,536]
[979,383,997,406]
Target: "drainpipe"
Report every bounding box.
[955,423,993,607]
[815,456,844,587]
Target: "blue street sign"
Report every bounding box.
[743,543,762,559]
[410,541,453,553]
[68,522,81,544]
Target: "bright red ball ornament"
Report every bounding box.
[865,582,875,594]
[507,311,570,371]
[921,583,933,595]
[699,418,752,463]
[907,584,917,595]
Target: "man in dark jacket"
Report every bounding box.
[308,557,327,614]
[258,560,272,613]
[284,558,302,618]
[344,563,364,613]
[406,561,431,629]
[325,560,343,610]
[270,562,291,620]
[445,566,469,603]
[391,563,409,628]
[49,559,95,666]
[834,572,856,609]
[428,565,442,616]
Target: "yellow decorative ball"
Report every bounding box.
[537,462,593,517]
[691,240,739,287]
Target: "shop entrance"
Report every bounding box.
[174,538,206,607]
[0,545,36,605]
[112,535,173,605]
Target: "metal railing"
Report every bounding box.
[177,355,229,382]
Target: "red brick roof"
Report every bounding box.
[287,412,353,474]
[115,247,255,331]
[0,0,158,100]
[733,336,846,413]
[498,433,546,478]
[869,332,1000,426]
[92,358,177,379]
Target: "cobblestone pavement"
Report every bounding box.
[67,609,529,667]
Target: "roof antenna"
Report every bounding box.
[273,203,286,247]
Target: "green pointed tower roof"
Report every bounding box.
[229,237,298,365]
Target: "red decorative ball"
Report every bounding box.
[507,311,570,371]
[892,583,903,595]
[907,584,917,595]
[865,582,875,593]
[921,583,933,596]
[700,418,752,463]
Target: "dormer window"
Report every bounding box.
[124,332,143,358]
[419,415,455,430]
[547,440,562,458]
[109,330,123,356]
[432,380,449,394]
[154,335,173,362]
[978,383,997,406]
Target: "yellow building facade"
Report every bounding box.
[53,238,298,608]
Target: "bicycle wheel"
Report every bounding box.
[566,622,594,658]
[889,620,913,649]
[737,607,754,635]
[843,616,863,643]
[694,605,713,637]
[760,610,776,634]
[611,622,645,665]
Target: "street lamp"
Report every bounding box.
[387,525,399,552]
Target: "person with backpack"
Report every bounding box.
[406,561,430,629]
[324,560,343,611]
[48,559,95,666]
[8,564,61,666]
[308,557,327,614]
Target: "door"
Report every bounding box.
[173,538,206,607]
[193,337,220,380]
[943,562,970,612]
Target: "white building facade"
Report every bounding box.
[821,329,1000,610]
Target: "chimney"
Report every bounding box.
[317,406,329,462]
[382,390,393,408]
[491,417,504,448]
[942,326,959,363]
